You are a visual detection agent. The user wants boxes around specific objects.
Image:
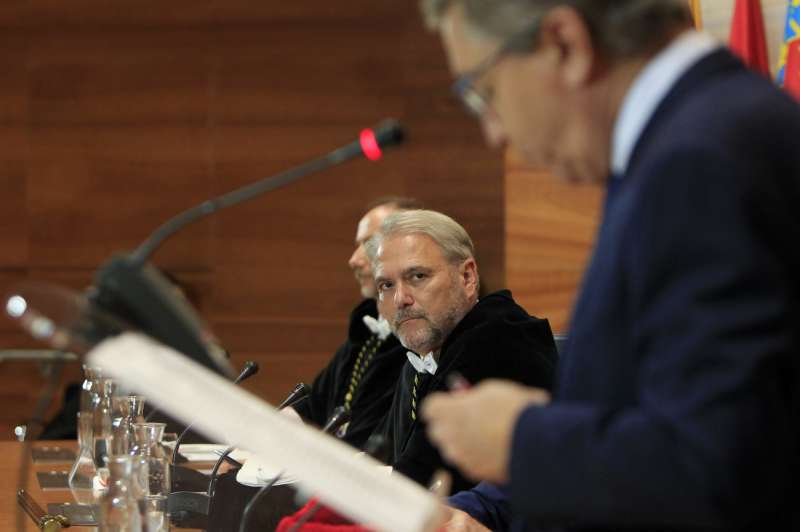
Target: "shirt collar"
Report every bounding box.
[611,30,720,177]
[406,351,438,375]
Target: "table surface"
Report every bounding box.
[0,440,203,531]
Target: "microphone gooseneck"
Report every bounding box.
[130,119,406,266]
[237,471,285,532]
[206,445,237,497]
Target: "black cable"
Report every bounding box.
[207,445,237,497]
[237,471,284,532]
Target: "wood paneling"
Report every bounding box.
[505,155,602,334]
[0,1,503,439]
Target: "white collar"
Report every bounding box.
[362,315,392,341]
[611,31,720,176]
[406,351,438,375]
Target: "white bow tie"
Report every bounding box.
[406,351,438,375]
[362,315,392,341]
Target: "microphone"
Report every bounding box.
[321,406,351,435]
[277,382,310,410]
[362,433,391,464]
[171,361,260,467]
[234,361,259,384]
[88,119,406,377]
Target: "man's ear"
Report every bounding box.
[539,6,597,89]
[460,258,479,296]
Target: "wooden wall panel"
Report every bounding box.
[0,2,503,439]
[505,156,602,334]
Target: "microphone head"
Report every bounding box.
[322,405,352,435]
[363,434,392,463]
[277,382,310,410]
[359,119,406,161]
[235,360,259,383]
[372,119,405,149]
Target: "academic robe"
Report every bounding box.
[379,290,557,494]
[294,298,406,449]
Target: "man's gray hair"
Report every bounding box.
[365,209,475,265]
[420,0,692,58]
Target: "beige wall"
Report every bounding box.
[701,0,788,74]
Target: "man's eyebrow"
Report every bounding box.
[403,266,433,276]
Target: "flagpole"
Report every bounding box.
[688,0,703,30]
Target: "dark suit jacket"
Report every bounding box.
[381,290,557,494]
[509,50,800,531]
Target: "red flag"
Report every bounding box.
[784,38,800,99]
[729,0,770,76]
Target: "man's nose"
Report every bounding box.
[394,283,414,308]
[349,246,365,270]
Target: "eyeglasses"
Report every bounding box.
[451,19,542,117]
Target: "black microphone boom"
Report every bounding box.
[130,119,405,265]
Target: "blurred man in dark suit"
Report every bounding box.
[419,1,800,531]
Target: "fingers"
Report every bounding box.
[422,380,550,483]
[440,508,492,532]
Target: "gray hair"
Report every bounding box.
[365,209,476,266]
[420,0,692,59]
